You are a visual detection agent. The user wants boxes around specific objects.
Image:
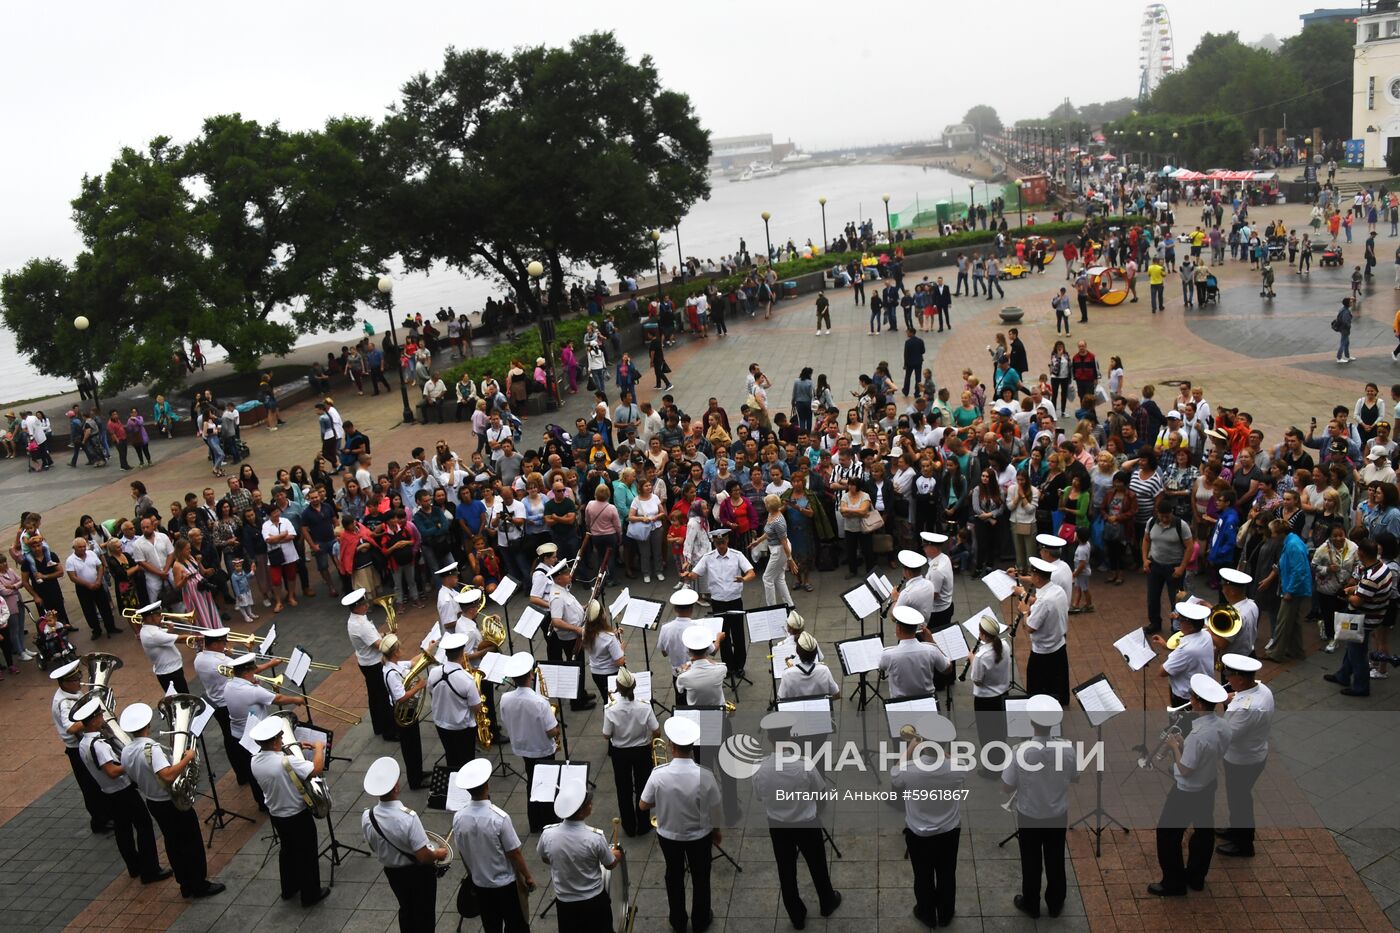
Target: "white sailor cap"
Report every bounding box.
[503,652,535,679]
[1028,557,1056,575]
[1174,601,1211,622]
[785,611,805,633]
[455,758,492,790]
[897,549,928,570]
[136,601,163,615]
[670,588,700,607]
[1222,653,1262,674]
[664,717,701,747]
[227,652,258,668]
[250,716,284,743]
[536,543,558,557]
[203,626,231,640]
[1026,694,1063,728]
[441,632,470,652]
[553,784,587,820]
[708,528,731,539]
[682,626,714,652]
[455,588,483,605]
[436,561,460,575]
[760,712,797,734]
[615,668,636,690]
[71,697,102,722]
[545,559,573,578]
[49,659,81,681]
[364,757,401,796]
[909,712,957,743]
[118,702,153,733]
[341,588,367,607]
[1219,568,1253,586]
[892,605,924,629]
[796,632,818,653]
[919,532,949,545]
[1035,533,1067,549]
[1190,673,1228,704]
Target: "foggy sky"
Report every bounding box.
[1,0,1323,275]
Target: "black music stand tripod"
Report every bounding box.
[197,733,252,848]
[319,805,370,883]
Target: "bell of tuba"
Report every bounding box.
[270,711,331,818]
[74,688,132,752]
[81,652,124,710]
[157,694,206,811]
[393,651,439,728]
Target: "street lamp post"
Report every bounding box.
[760,212,772,267]
[376,275,415,424]
[968,184,976,225]
[649,229,663,292]
[818,197,828,251]
[527,260,558,411]
[881,194,892,248]
[72,315,99,412]
[674,224,685,287]
[1013,178,1025,228]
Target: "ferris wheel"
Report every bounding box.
[1138,3,1175,100]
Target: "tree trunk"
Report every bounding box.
[546,250,565,320]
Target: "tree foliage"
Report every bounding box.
[1103,112,1248,170]
[387,31,710,317]
[961,105,1002,138]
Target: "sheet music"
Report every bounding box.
[885,695,939,738]
[842,584,881,620]
[538,662,580,700]
[285,647,312,687]
[981,570,1018,602]
[608,587,630,620]
[621,598,662,630]
[294,725,330,751]
[836,636,884,675]
[1074,676,1126,727]
[189,701,216,738]
[746,605,790,643]
[260,624,277,657]
[1006,698,1062,738]
[489,575,518,606]
[771,640,798,680]
[777,697,833,737]
[692,617,723,640]
[478,652,510,684]
[239,713,262,755]
[421,622,443,654]
[928,626,970,665]
[1113,628,1156,671]
[864,572,893,600]
[530,762,589,802]
[676,708,724,746]
[607,671,653,702]
[961,606,1007,640]
[446,776,472,811]
[514,606,546,639]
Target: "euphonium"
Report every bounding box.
[470,667,493,750]
[81,652,124,711]
[270,711,331,818]
[74,688,132,752]
[394,651,439,728]
[648,737,670,828]
[157,694,206,811]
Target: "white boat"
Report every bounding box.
[730,161,784,182]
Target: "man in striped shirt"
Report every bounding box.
[1326,537,1393,696]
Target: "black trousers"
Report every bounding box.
[106,784,161,879]
[75,586,116,634]
[844,530,874,576]
[399,721,424,789]
[771,827,838,924]
[475,880,530,933]
[658,832,712,930]
[973,692,1009,758]
[360,662,397,738]
[556,890,613,930]
[1026,646,1070,706]
[936,305,950,330]
[228,736,266,810]
[436,725,476,773]
[1223,760,1266,851]
[147,798,209,895]
[610,743,655,836]
[523,755,559,834]
[1016,821,1067,912]
[157,669,189,695]
[905,825,959,926]
[711,599,747,675]
[1156,782,1217,892]
[270,808,322,904]
[65,747,109,831]
[212,706,243,785]
[383,863,437,933]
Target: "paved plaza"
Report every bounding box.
[4,196,1400,932]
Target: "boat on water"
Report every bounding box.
[729,161,783,182]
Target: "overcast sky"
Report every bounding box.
[1,0,1323,274]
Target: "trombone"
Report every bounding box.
[190,641,339,672]
[216,667,362,725]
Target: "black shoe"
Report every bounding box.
[1187,879,1205,892]
[792,914,806,930]
[1012,895,1040,918]
[1322,673,1342,684]
[1047,902,1063,918]
[91,821,113,834]
[1147,882,1186,896]
[821,890,842,917]
[1340,688,1370,697]
[303,886,332,907]
[90,630,103,640]
[1216,841,1254,857]
[141,868,173,884]
[187,882,227,899]
[571,699,597,711]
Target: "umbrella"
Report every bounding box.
[1098,153,1117,161]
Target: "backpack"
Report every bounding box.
[1146,516,1186,551]
[1330,311,1345,332]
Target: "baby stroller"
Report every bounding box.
[1267,236,1287,261]
[1321,245,1345,268]
[1201,273,1221,306]
[33,608,76,672]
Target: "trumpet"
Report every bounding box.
[373,595,398,634]
[122,607,198,626]
[1137,700,1192,769]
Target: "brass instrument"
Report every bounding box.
[80,652,123,710]
[373,595,398,634]
[1207,602,1242,648]
[648,737,670,828]
[74,688,132,752]
[216,667,362,725]
[425,829,454,877]
[605,817,636,933]
[479,613,507,651]
[269,711,331,818]
[469,667,493,749]
[177,630,268,649]
[157,694,206,811]
[393,651,439,728]
[122,607,197,623]
[1137,701,1192,768]
[185,639,339,670]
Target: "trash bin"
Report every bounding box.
[781,280,799,298]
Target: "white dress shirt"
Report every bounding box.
[346,611,382,667]
[1175,713,1228,792]
[1002,737,1077,820]
[537,820,613,902]
[751,753,826,824]
[120,737,173,802]
[224,678,275,737]
[452,800,523,888]
[496,686,557,758]
[878,639,950,699]
[194,650,229,706]
[251,748,314,817]
[690,550,753,602]
[675,659,728,706]
[80,733,130,793]
[603,696,658,748]
[362,801,430,868]
[140,624,183,676]
[1224,683,1274,766]
[429,663,480,730]
[891,751,964,835]
[52,688,82,748]
[1025,583,1068,654]
[778,661,840,699]
[1162,629,1215,700]
[640,757,720,841]
[970,639,1012,698]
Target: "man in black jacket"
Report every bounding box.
[1008,328,1030,377]
[931,277,952,332]
[902,328,926,398]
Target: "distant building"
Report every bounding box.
[1300,6,1366,26]
[1352,0,1400,167]
[943,123,977,150]
[709,134,775,171]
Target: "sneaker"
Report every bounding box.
[1371,669,1389,679]
[643,575,651,584]
[1263,638,1277,654]
[657,573,665,582]
[1325,640,1337,653]
[1393,348,1400,361]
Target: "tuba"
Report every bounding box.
[604,817,636,933]
[270,711,332,818]
[74,688,132,752]
[393,651,439,728]
[81,652,124,710]
[157,694,206,811]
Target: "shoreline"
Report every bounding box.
[879,148,1003,183]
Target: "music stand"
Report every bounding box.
[537,662,584,773]
[835,634,883,710]
[489,575,520,653]
[319,802,370,883]
[513,606,548,656]
[287,647,352,767]
[1069,674,1130,857]
[195,718,251,847]
[1111,626,1159,771]
[528,761,591,917]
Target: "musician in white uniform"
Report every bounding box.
[675,625,729,707]
[193,627,274,790]
[878,606,951,699]
[50,660,109,833]
[223,651,306,811]
[136,602,188,693]
[72,697,165,883]
[773,610,822,662]
[498,652,561,834]
[892,713,964,928]
[1217,654,1273,858]
[750,712,841,928]
[890,549,935,623]
[249,715,329,907]
[452,758,536,933]
[603,668,660,837]
[1002,695,1078,919]
[640,717,722,933]
[537,785,621,929]
[533,542,564,669]
[683,528,755,679]
[117,702,224,898]
[657,588,706,689]
[435,560,463,628]
[344,588,395,739]
[778,632,841,700]
[1153,602,1215,708]
[429,632,483,771]
[381,635,428,789]
[454,587,502,740]
[1028,533,1074,596]
[1019,558,1070,705]
[549,561,597,710]
[968,615,1012,763]
[1219,569,1259,657]
[919,532,956,629]
[1151,673,1229,896]
[361,757,448,933]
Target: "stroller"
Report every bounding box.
[1267,236,1287,261]
[1201,273,1221,305]
[1321,245,1345,268]
[33,608,76,672]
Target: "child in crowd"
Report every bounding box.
[1351,265,1364,300]
[667,509,688,586]
[1070,537,1093,614]
[949,528,975,573]
[230,557,258,623]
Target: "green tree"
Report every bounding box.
[962,104,1002,139]
[1277,22,1354,139]
[0,258,91,387]
[388,32,710,316]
